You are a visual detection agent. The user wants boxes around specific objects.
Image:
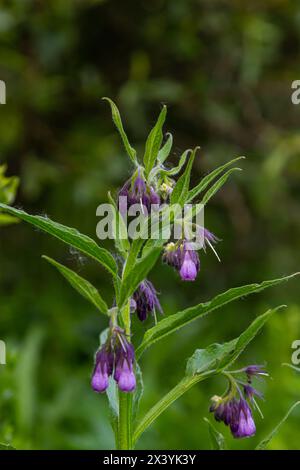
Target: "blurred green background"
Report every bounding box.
[0,0,300,450]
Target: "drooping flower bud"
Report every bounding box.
[162,242,182,270]
[133,280,162,322]
[159,177,175,200]
[209,366,267,439]
[210,395,256,439]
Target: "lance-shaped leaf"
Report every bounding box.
[133,306,280,444]
[170,147,198,206]
[256,401,300,450]
[136,273,299,358]
[122,238,145,280]
[0,164,19,205]
[157,132,173,165]
[144,106,167,177]
[186,156,245,203]
[0,204,118,277]
[43,256,109,315]
[118,247,162,308]
[103,97,137,165]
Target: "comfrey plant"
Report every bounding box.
[0,99,298,449]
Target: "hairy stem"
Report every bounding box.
[133,372,213,446]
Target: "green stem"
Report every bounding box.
[118,392,133,449]
[133,372,213,446]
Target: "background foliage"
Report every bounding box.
[0,0,299,449]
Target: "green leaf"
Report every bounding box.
[159,149,190,176]
[144,105,167,177]
[43,256,108,315]
[0,204,118,277]
[186,306,283,376]
[103,97,137,164]
[0,214,20,226]
[186,156,245,203]
[118,247,162,308]
[170,147,198,206]
[157,133,173,165]
[204,418,226,450]
[256,401,300,450]
[136,273,299,358]
[0,443,16,450]
[200,167,242,206]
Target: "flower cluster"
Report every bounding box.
[92,114,220,396]
[91,326,136,393]
[210,365,267,438]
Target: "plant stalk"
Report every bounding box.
[118,392,133,449]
